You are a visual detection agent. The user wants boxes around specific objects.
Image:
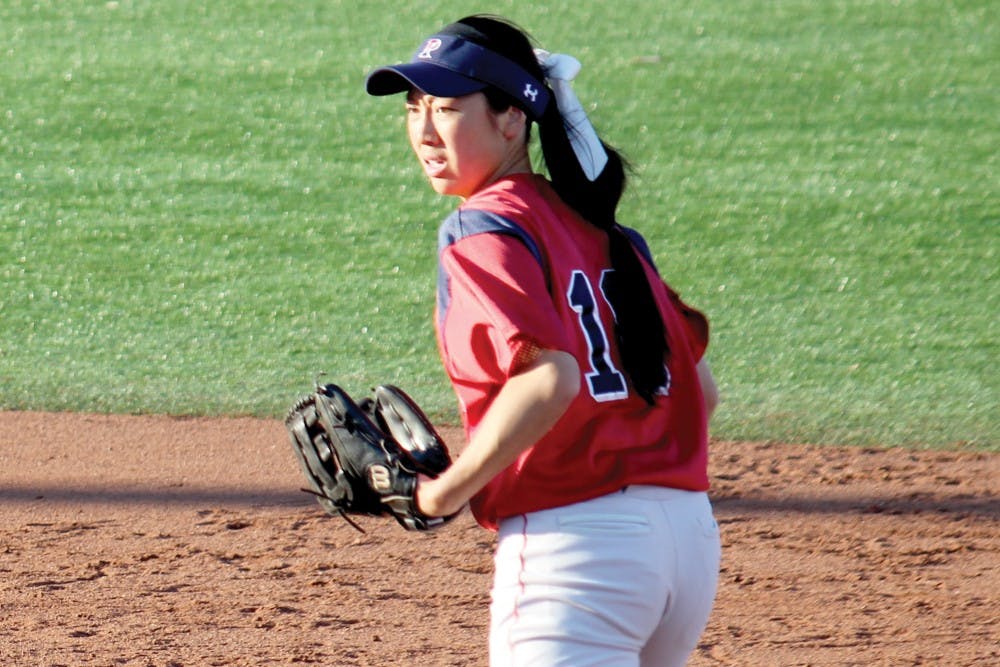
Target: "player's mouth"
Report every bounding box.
[422,156,448,179]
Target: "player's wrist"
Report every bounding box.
[416,475,463,518]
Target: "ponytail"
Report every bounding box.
[538,102,624,228]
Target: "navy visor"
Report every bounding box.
[366,34,551,119]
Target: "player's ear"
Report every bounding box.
[499,106,528,141]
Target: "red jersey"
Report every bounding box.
[435,174,710,530]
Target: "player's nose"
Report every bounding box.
[412,109,440,145]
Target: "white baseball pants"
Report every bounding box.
[489,486,721,667]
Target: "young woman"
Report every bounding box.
[366,15,721,666]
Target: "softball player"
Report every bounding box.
[366,15,721,666]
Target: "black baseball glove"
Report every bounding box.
[285,382,455,532]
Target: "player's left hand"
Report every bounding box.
[285,382,456,532]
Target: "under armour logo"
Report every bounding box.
[418,38,442,59]
[523,83,539,102]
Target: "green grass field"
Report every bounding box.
[1,0,996,449]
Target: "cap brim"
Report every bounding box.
[365,62,487,97]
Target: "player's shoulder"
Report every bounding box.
[437,206,544,269]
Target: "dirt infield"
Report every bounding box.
[1,412,996,666]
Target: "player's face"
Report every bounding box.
[405,90,527,200]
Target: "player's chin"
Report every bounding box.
[427,177,466,199]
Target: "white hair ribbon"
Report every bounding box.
[534,49,609,181]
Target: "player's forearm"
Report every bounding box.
[417,349,580,518]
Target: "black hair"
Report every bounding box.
[451,15,669,404]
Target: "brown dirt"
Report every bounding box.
[1,411,997,667]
